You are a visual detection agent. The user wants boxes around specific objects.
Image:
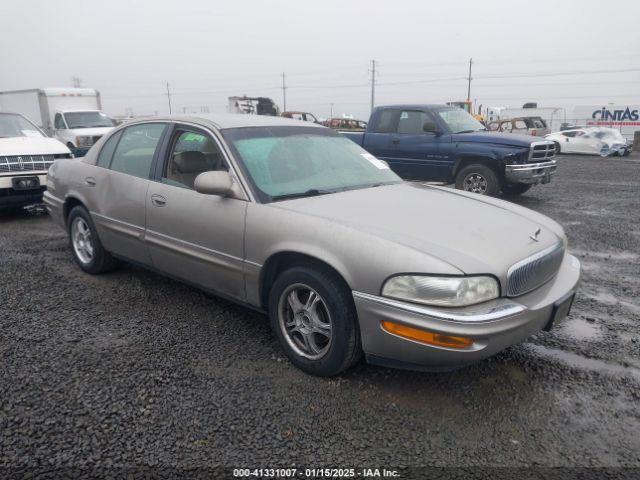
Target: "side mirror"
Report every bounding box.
[194,171,234,197]
[423,120,441,135]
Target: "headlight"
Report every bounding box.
[381,275,499,307]
[76,136,93,148]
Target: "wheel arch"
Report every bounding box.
[259,251,352,310]
[452,154,502,178]
[62,196,86,226]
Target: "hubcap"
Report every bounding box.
[463,173,488,194]
[278,284,332,360]
[71,217,94,264]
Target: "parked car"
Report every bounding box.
[325,118,368,131]
[0,112,72,212]
[342,105,557,197]
[0,88,115,157]
[487,117,550,137]
[281,111,319,123]
[546,127,632,156]
[44,114,580,376]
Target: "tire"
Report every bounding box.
[454,164,499,196]
[501,183,532,196]
[67,205,118,274]
[554,142,561,154]
[268,265,362,376]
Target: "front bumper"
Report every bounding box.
[0,173,48,208]
[353,253,580,370]
[505,160,556,185]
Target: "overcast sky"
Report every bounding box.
[1,0,639,120]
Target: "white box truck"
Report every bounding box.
[0,88,115,156]
[572,104,640,141]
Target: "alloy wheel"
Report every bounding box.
[278,283,333,360]
[463,173,488,194]
[71,217,94,265]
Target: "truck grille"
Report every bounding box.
[0,155,55,173]
[506,243,565,297]
[529,141,556,162]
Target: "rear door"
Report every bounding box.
[90,122,167,265]
[145,124,247,301]
[388,109,452,181]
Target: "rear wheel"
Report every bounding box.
[269,265,361,376]
[68,205,118,274]
[501,183,532,196]
[455,164,499,196]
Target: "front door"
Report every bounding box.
[90,122,167,266]
[145,125,247,301]
[389,110,452,181]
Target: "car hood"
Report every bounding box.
[272,183,564,278]
[0,136,71,156]
[68,127,114,136]
[451,130,538,148]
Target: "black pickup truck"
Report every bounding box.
[342,104,557,196]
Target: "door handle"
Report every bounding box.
[392,139,400,145]
[150,194,167,207]
[85,177,96,187]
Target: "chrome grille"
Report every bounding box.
[0,155,55,173]
[507,243,565,297]
[529,141,556,162]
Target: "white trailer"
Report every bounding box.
[0,88,114,156]
[572,104,640,141]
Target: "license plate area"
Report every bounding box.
[12,176,40,190]
[544,292,575,331]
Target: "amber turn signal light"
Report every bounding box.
[381,320,473,349]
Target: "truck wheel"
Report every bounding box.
[68,205,118,274]
[501,183,532,196]
[455,164,499,196]
[269,265,362,376]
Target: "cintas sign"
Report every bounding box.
[591,106,639,121]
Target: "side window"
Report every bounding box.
[514,120,527,130]
[563,131,577,138]
[501,122,513,132]
[110,123,166,179]
[54,114,66,129]
[397,110,430,135]
[371,109,396,133]
[163,129,227,189]
[96,130,122,168]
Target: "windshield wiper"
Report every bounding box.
[271,188,334,201]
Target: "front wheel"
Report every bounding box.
[68,205,118,274]
[501,183,532,196]
[454,164,499,196]
[268,265,362,376]
[554,142,561,154]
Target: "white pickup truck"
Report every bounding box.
[0,112,72,211]
[0,88,115,157]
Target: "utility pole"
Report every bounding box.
[370,60,377,113]
[330,102,334,119]
[281,72,287,112]
[72,76,81,88]
[467,58,473,101]
[166,82,172,114]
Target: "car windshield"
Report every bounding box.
[0,113,44,138]
[64,111,114,129]
[436,108,486,133]
[222,126,401,202]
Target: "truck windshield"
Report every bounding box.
[222,126,401,203]
[0,113,44,138]
[64,111,114,129]
[436,108,486,134]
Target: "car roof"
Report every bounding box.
[376,104,450,110]
[124,114,324,130]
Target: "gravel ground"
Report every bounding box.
[1,154,639,478]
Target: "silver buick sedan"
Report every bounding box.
[44,114,580,376]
